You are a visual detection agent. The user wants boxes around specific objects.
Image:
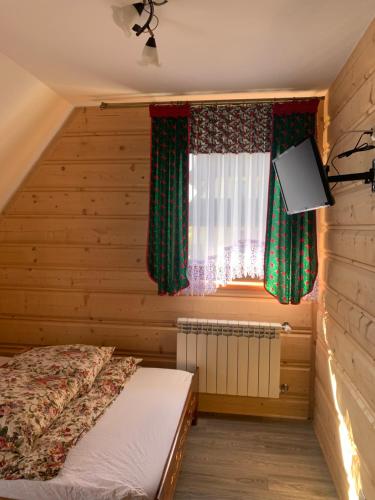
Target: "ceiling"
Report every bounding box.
[0,0,374,105]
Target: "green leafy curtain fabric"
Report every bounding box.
[264,100,320,304]
[147,104,190,295]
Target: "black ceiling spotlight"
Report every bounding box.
[112,0,168,66]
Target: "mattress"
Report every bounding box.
[0,358,192,500]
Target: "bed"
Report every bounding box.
[0,354,198,500]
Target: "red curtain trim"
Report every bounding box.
[149,104,191,118]
[273,99,320,116]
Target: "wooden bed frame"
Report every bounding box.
[156,368,199,500]
[0,351,199,500]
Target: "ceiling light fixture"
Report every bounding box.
[140,36,160,66]
[112,0,167,66]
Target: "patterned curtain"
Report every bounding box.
[264,100,320,304]
[187,104,272,295]
[190,104,272,154]
[147,104,190,295]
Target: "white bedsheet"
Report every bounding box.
[0,359,192,500]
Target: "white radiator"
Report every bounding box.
[177,318,289,399]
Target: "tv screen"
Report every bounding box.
[272,136,335,215]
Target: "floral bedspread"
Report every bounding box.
[0,345,114,455]
[0,356,138,480]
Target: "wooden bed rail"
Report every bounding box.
[155,368,199,499]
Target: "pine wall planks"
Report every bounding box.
[314,19,375,500]
[0,105,314,418]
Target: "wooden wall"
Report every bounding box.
[0,103,315,418]
[314,19,375,499]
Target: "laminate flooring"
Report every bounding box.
[175,415,338,500]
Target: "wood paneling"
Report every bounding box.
[328,21,375,121]
[325,185,375,226]
[315,341,375,490]
[48,133,150,161]
[328,74,375,142]
[48,134,150,161]
[280,332,312,364]
[0,267,156,292]
[0,244,146,269]
[314,18,375,500]
[324,257,375,317]
[198,392,310,420]
[318,317,375,413]
[8,191,149,216]
[325,229,375,267]
[0,217,148,245]
[0,320,177,355]
[324,287,375,359]
[0,103,314,419]
[26,161,149,189]
[64,107,150,134]
[0,290,312,325]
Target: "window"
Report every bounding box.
[187,152,270,295]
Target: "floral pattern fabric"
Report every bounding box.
[0,369,79,455]
[148,105,190,295]
[190,103,272,154]
[0,357,138,480]
[5,344,115,394]
[264,104,319,304]
[0,345,115,454]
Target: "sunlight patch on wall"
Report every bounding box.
[322,315,363,500]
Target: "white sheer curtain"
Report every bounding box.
[187,152,270,295]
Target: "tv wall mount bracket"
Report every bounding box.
[326,159,375,192]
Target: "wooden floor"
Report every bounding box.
[175,415,338,500]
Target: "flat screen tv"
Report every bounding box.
[272,136,335,215]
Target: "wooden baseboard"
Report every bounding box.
[198,392,309,420]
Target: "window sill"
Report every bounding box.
[224,280,264,291]
[215,281,270,298]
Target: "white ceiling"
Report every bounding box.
[0,0,374,105]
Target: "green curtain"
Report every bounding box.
[264,100,319,304]
[147,104,190,295]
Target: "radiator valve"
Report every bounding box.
[281,322,292,332]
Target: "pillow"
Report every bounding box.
[0,368,80,454]
[6,345,115,395]
[0,345,115,454]
[0,357,139,479]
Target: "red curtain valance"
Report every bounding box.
[149,100,320,118]
[273,99,320,116]
[149,104,191,118]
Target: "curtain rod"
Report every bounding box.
[99,96,324,110]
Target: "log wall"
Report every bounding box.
[314,18,375,499]
[0,103,316,418]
